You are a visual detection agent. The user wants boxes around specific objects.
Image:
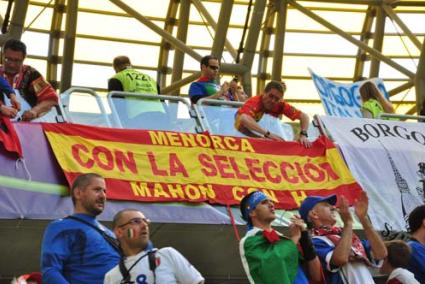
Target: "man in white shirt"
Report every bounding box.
[104,209,204,284]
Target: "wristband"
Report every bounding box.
[264,131,270,138]
[299,231,317,261]
[300,130,308,137]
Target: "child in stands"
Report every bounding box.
[380,240,419,284]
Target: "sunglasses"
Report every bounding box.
[208,65,219,71]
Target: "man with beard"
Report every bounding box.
[234,80,311,147]
[41,173,121,284]
[104,209,204,284]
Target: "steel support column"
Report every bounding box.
[353,5,374,81]
[257,2,275,93]
[211,0,234,60]
[0,0,29,43]
[47,0,65,87]
[110,0,202,61]
[382,4,422,50]
[415,37,425,113]
[191,0,237,59]
[157,0,179,88]
[369,4,385,77]
[60,0,78,92]
[287,0,415,79]
[271,0,288,82]
[171,0,190,96]
[241,0,267,96]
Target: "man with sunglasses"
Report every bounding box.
[1,38,58,121]
[188,55,228,104]
[235,80,312,147]
[41,173,120,284]
[104,209,204,284]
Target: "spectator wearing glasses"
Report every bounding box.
[188,55,228,104]
[234,80,312,147]
[104,209,204,284]
[41,173,120,284]
[1,39,58,121]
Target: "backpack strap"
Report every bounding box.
[148,250,157,284]
[119,257,133,284]
[66,215,121,253]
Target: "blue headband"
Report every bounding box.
[244,191,268,229]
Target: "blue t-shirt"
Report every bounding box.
[313,237,373,284]
[41,213,120,284]
[188,77,220,104]
[408,240,425,284]
[0,76,14,99]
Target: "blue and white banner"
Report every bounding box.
[309,69,389,118]
[319,115,425,231]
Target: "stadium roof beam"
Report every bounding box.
[60,0,78,93]
[0,0,28,43]
[271,0,288,83]
[287,0,416,79]
[257,1,275,94]
[211,0,234,60]
[353,5,374,81]
[388,80,415,97]
[382,3,422,50]
[191,0,238,59]
[157,0,179,88]
[46,0,65,87]
[369,4,386,78]
[171,0,190,96]
[241,0,267,97]
[416,37,425,113]
[110,0,202,61]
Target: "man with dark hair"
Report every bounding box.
[1,38,58,121]
[104,208,204,284]
[407,205,425,283]
[239,191,323,284]
[380,240,419,284]
[234,80,311,146]
[188,54,228,104]
[108,55,166,129]
[299,192,387,284]
[41,173,120,284]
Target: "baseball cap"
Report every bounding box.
[299,194,337,222]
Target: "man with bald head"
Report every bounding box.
[104,209,204,284]
[108,56,165,129]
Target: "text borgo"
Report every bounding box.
[351,123,425,145]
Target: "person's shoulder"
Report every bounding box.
[103,263,121,283]
[157,246,179,255]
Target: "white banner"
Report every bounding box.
[319,116,425,231]
[309,69,389,118]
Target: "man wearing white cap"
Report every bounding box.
[299,191,387,284]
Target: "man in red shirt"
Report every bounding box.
[235,80,311,147]
[1,39,58,121]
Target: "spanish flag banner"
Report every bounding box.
[42,123,362,209]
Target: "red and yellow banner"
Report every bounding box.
[42,123,362,209]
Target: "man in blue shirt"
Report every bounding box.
[299,192,387,284]
[41,173,120,284]
[188,55,228,104]
[407,205,425,283]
